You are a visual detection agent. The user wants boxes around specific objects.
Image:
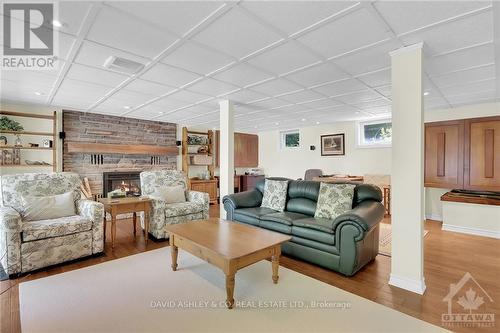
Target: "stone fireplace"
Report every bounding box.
[103,171,141,197]
[62,110,178,196]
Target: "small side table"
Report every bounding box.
[383,186,391,217]
[98,197,152,248]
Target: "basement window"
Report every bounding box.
[357,119,392,148]
[280,130,300,149]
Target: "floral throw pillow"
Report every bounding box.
[261,180,289,212]
[314,183,356,220]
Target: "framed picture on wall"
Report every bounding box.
[320,133,345,156]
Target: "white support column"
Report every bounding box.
[389,43,426,295]
[219,100,235,219]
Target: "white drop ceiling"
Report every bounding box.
[1,1,498,133]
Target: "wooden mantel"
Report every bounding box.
[67,142,178,155]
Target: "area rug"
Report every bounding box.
[19,248,446,333]
[379,223,429,257]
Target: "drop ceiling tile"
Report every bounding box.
[58,32,76,61]
[124,79,175,96]
[59,2,92,36]
[439,78,495,97]
[213,63,273,87]
[426,43,494,76]
[350,98,390,110]
[400,11,493,56]
[192,8,282,59]
[425,96,449,109]
[53,79,111,109]
[312,79,367,96]
[109,89,156,106]
[141,63,201,87]
[298,8,391,59]
[334,90,382,104]
[87,6,177,58]
[297,98,341,110]
[149,97,191,111]
[221,89,268,104]
[127,104,168,119]
[284,63,349,87]
[188,78,239,96]
[241,1,354,35]
[0,80,51,103]
[162,42,233,75]
[1,70,58,88]
[375,85,392,97]
[248,98,291,109]
[446,90,496,105]
[333,40,400,75]
[279,90,324,104]
[247,42,319,75]
[167,89,212,104]
[374,1,490,35]
[93,98,135,115]
[431,64,496,88]
[356,68,391,87]
[249,78,302,96]
[75,41,148,73]
[108,1,222,36]
[66,64,129,87]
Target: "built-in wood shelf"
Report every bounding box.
[0,130,54,136]
[1,164,53,168]
[1,145,53,150]
[66,142,178,155]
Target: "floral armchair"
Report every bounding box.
[0,172,104,276]
[140,170,209,239]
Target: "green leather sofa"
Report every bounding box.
[223,178,385,276]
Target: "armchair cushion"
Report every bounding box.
[0,206,22,232]
[21,191,76,221]
[164,202,205,218]
[150,185,186,204]
[22,215,92,242]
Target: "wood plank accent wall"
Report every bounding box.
[63,110,178,195]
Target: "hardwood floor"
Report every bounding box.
[1,204,499,333]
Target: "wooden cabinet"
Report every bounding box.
[424,120,464,189]
[189,179,218,204]
[464,117,500,191]
[241,175,265,191]
[216,131,259,168]
[425,116,500,191]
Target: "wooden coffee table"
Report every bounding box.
[99,197,152,248]
[165,218,291,309]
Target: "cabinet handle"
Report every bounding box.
[437,132,446,177]
[485,129,494,178]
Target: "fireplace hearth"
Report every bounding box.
[103,171,141,197]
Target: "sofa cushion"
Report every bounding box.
[314,183,355,220]
[260,220,292,234]
[286,198,317,216]
[164,202,204,218]
[260,179,289,212]
[290,236,339,254]
[291,225,336,246]
[292,217,335,234]
[22,215,92,242]
[261,211,309,226]
[234,207,277,226]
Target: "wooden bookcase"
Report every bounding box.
[0,110,57,171]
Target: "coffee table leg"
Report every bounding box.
[170,235,178,271]
[272,247,281,284]
[225,274,235,309]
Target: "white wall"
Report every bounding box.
[258,121,392,179]
[258,102,500,220]
[1,102,63,175]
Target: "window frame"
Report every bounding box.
[357,118,392,148]
[280,129,301,150]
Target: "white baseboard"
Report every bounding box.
[389,274,426,295]
[442,224,500,239]
[425,213,442,221]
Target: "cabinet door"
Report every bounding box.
[465,117,500,191]
[424,120,464,189]
[190,183,206,193]
[206,182,217,202]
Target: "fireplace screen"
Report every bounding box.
[103,172,141,197]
